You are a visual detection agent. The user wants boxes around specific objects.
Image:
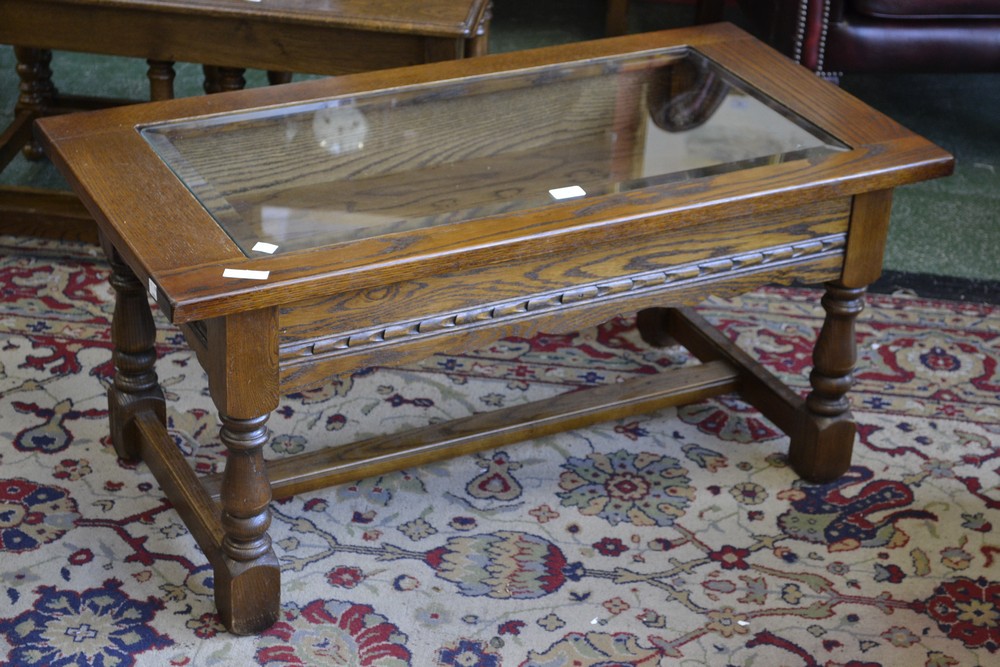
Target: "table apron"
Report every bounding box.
[0,8,457,74]
[273,193,851,392]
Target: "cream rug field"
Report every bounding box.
[1,235,997,666]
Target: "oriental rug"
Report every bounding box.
[1,235,997,666]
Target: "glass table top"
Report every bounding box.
[141,48,847,257]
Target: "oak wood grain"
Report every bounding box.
[277,199,849,345]
[278,255,844,392]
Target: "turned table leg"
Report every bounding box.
[790,189,894,481]
[205,309,281,634]
[203,66,247,94]
[788,282,865,482]
[106,246,279,633]
[13,47,56,160]
[146,60,176,101]
[216,412,280,635]
[266,71,293,86]
[635,283,865,485]
[106,249,165,462]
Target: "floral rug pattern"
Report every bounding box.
[1,235,997,666]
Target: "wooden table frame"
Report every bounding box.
[0,0,492,238]
[36,24,953,635]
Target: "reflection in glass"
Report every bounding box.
[141,49,847,256]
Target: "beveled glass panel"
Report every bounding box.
[141,49,847,256]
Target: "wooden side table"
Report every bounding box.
[37,24,953,634]
[0,0,492,238]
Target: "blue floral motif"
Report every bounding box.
[437,639,501,667]
[920,346,961,372]
[0,578,172,666]
[557,449,693,526]
[0,477,79,552]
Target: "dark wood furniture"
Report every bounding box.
[0,0,492,238]
[693,0,1000,79]
[606,0,632,35]
[606,0,725,35]
[36,23,953,635]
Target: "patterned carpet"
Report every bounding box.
[1,235,998,666]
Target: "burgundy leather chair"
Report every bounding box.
[714,0,1000,80]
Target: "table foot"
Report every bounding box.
[215,553,281,635]
[130,410,280,634]
[788,415,856,483]
[106,249,165,462]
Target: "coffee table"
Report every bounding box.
[35,23,953,634]
[0,0,492,236]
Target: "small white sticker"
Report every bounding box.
[223,268,270,280]
[252,241,279,254]
[549,185,586,200]
[148,279,157,300]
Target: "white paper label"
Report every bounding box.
[252,241,279,254]
[549,185,587,200]
[222,268,270,280]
